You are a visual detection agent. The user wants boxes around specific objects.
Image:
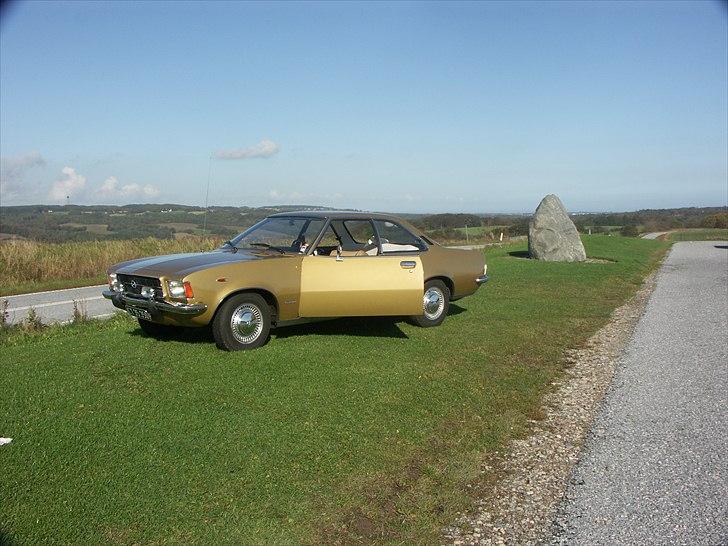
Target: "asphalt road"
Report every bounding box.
[553,241,728,545]
[3,284,115,326]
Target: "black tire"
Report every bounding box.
[410,279,450,327]
[212,293,271,351]
[137,318,175,338]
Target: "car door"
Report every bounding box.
[298,253,424,317]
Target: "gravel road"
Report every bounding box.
[2,284,114,326]
[553,241,728,545]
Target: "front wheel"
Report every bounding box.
[410,279,450,327]
[212,293,271,351]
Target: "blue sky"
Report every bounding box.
[1,0,726,213]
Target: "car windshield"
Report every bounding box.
[227,217,325,254]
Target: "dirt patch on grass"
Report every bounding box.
[443,268,660,545]
[584,257,616,264]
[316,418,460,545]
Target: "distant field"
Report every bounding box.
[585,225,623,233]
[663,228,728,241]
[0,236,669,544]
[60,222,111,234]
[0,237,222,296]
[159,222,200,232]
[453,225,507,237]
[0,204,332,243]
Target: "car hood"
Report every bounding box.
[113,249,283,278]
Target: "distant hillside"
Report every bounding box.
[572,206,727,233]
[0,203,724,243]
[0,204,344,243]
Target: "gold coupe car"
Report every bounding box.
[103,211,489,350]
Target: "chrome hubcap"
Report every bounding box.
[230,303,264,344]
[423,287,445,320]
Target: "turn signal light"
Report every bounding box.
[183,281,194,299]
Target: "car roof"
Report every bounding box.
[266,210,430,240]
[268,210,404,221]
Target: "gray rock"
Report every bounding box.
[528,195,586,262]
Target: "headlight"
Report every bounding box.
[167,280,194,300]
[108,273,123,293]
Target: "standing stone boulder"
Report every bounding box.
[528,194,586,262]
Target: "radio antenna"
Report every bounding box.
[202,154,213,235]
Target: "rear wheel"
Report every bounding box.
[410,279,450,327]
[137,318,174,338]
[212,293,271,351]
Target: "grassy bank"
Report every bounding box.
[0,237,222,296]
[663,228,728,241]
[0,236,668,544]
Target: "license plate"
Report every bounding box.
[127,307,152,320]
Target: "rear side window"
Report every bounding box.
[373,220,424,253]
[300,219,325,243]
[343,220,376,245]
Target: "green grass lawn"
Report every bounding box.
[664,228,728,241]
[0,236,668,545]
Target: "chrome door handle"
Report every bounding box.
[400,261,416,269]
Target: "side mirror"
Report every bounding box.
[336,244,343,262]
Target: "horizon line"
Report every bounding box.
[0,202,726,216]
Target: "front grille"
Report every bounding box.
[117,274,163,299]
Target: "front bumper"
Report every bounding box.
[102,290,208,316]
[475,275,490,285]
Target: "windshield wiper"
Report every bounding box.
[222,240,238,253]
[249,242,285,254]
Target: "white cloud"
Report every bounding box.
[49,166,86,201]
[97,176,160,199]
[0,151,46,201]
[214,139,280,160]
[0,151,46,182]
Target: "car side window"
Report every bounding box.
[318,225,340,246]
[343,220,376,244]
[373,220,424,253]
[312,225,341,256]
[298,219,325,252]
[342,220,379,255]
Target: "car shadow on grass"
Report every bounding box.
[126,304,468,343]
[274,316,409,339]
[273,304,467,340]
[0,529,17,546]
[129,325,213,344]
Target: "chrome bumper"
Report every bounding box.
[475,275,490,285]
[102,290,207,316]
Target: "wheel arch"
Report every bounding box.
[213,288,279,322]
[425,275,455,299]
